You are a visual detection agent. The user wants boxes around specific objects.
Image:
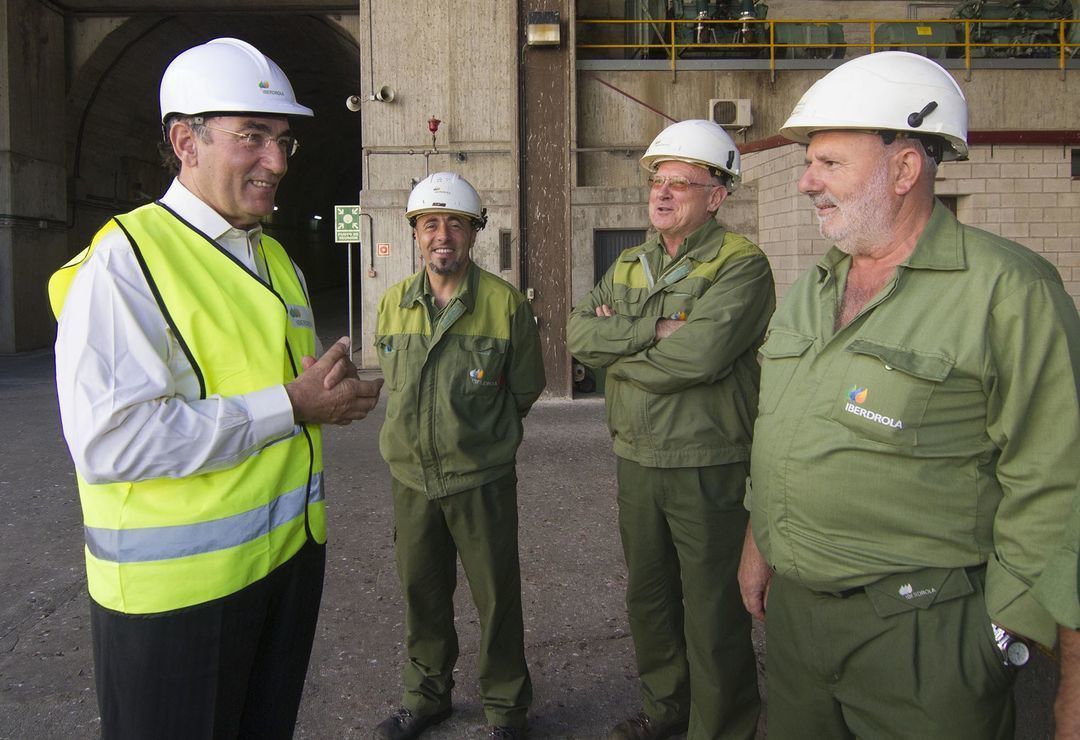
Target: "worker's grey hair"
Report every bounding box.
[159,114,212,174]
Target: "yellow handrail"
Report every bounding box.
[576,17,1080,76]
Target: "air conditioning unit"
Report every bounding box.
[708,98,752,129]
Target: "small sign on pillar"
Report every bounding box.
[334,206,361,243]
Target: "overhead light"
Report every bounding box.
[526,10,560,46]
[313,215,323,220]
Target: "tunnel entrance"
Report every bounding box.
[66,14,362,335]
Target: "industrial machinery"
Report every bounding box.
[873,0,1077,59]
[670,0,767,55]
[674,0,844,58]
[623,0,844,59]
[872,21,958,59]
[948,0,1077,57]
[603,0,1076,60]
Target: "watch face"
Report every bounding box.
[1007,640,1030,666]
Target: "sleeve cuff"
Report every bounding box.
[247,385,298,445]
[1032,550,1080,631]
[985,557,1060,647]
[633,315,662,350]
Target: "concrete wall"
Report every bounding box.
[0,0,69,352]
[575,68,1080,186]
[357,0,519,367]
[572,60,1080,310]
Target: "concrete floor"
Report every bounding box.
[0,327,1060,739]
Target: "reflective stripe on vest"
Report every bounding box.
[51,203,325,614]
[85,472,324,563]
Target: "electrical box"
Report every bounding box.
[707,98,752,129]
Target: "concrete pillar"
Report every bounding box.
[518,0,573,397]
[0,0,68,352]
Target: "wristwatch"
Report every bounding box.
[992,623,1031,668]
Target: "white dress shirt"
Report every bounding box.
[55,179,307,485]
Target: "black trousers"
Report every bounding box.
[91,540,326,740]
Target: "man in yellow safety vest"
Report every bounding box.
[50,38,382,739]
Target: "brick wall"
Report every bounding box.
[939,146,1080,302]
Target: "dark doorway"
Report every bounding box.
[593,228,647,282]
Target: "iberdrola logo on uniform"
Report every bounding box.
[844,384,903,430]
[469,368,499,387]
[258,80,270,89]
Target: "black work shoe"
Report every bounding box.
[486,726,527,739]
[373,707,452,740]
[607,712,687,740]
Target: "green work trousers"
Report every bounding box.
[766,569,1016,739]
[616,458,760,740]
[391,472,531,729]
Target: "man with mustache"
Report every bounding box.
[50,38,382,739]
[739,51,1080,738]
[372,173,545,740]
[568,120,773,740]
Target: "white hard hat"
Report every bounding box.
[640,119,742,192]
[406,172,488,229]
[781,51,968,162]
[159,38,313,122]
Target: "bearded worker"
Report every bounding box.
[372,173,545,740]
[738,51,1080,739]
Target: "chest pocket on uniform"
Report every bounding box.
[455,335,508,394]
[758,329,814,415]
[828,339,953,447]
[611,284,649,319]
[375,334,411,391]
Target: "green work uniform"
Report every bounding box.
[1032,495,1080,630]
[750,201,1080,737]
[375,261,545,728]
[568,219,774,739]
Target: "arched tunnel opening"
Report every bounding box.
[66,13,362,336]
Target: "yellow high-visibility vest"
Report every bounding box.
[49,202,325,614]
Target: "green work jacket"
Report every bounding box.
[750,201,1080,647]
[375,262,546,498]
[567,219,775,468]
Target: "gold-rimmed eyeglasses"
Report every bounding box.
[646,174,718,192]
[204,125,300,158]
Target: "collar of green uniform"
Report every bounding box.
[399,260,479,312]
[619,218,726,264]
[816,198,966,283]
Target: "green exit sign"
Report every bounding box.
[334,205,361,243]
